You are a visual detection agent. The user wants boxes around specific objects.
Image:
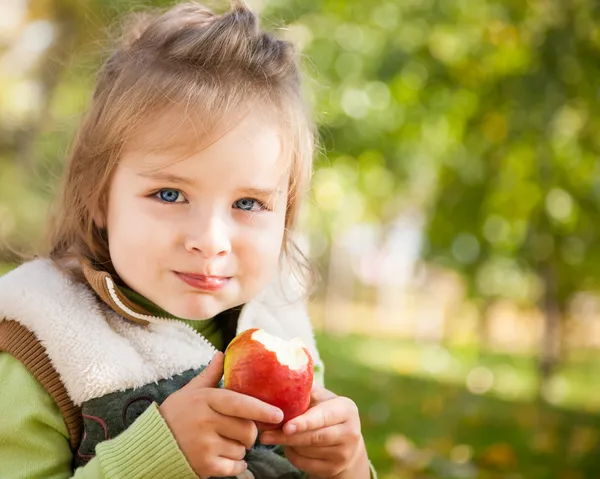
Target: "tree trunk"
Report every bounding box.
[538,263,561,402]
[477,298,492,360]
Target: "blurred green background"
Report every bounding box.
[2,0,600,477]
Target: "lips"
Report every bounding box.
[175,272,231,292]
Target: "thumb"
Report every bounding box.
[188,351,224,388]
[310,384,337,405]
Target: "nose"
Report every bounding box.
[184,209,231,258]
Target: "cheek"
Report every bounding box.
[236,215,286,270]
[105,188,170,263]
[238,228,283,259]
[107,201,144,247]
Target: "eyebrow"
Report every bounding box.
[138,171,283,196]
[138,171,196,187]
[241,187,284,197]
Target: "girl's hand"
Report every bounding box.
[159,352,284,479]
[259,386,370,479]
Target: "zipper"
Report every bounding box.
[104,277,218,355]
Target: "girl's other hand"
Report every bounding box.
[259,386,369,479]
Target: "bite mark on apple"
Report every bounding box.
[251,329,309,370]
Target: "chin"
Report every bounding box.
[176,299,229,321]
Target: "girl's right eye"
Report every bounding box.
[155,188,185,203]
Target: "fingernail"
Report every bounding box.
[273,410,284,423]
[285,424,296,435]
[261,434,273,444]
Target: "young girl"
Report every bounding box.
[0,1,375,478]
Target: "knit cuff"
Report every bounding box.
[96,402,197,479]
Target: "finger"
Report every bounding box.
[310,385,337,405]
[285,446,342,478]
[287,445,334,460]
[216,436,248,461]
[283,397,356,434]
[209,457,248,477]
[216,416,258,449]
[187,352,224,388]
[260,424,344,447]
[208,389,283,424]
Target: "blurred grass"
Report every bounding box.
[316,332,600,479]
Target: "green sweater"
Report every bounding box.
[119,285,225,352]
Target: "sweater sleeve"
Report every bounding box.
[0,352,197,479]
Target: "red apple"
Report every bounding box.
[223,328,314,430]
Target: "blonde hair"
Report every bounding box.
[45,1,316,284]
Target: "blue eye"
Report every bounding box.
[234,198,265,212]
[156,189,184,203]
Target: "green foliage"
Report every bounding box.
[260,0,600,308]
[417,1,600,306]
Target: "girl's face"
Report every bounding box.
[104,109,289,320]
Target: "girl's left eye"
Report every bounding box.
[234,198,266,212]
[155,189,185,203]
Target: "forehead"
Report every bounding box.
[120,106,290,180]
[124,101,289,153]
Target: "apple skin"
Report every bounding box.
[223,328,314,430]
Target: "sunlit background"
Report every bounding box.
[2,0,600,477]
